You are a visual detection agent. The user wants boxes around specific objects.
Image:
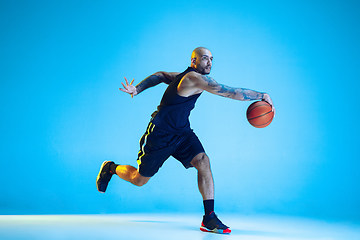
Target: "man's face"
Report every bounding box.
[193,49,213,75]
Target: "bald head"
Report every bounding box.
[191,47,213,75]
[191,47,209,59]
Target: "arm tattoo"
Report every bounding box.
[240,89,264,101]
[203,76,236,98]
[135,73,166,94]
[202,75,264,101]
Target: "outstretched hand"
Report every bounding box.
[262,93,276,116]
[119,77,137,98]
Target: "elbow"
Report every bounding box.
[156,71,172,84]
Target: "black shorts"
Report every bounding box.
[137,122,205,177]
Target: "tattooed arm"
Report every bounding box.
[120,71,179,97]
[200,75,264,101]
[202,75,275,112]
[180,72,275,112]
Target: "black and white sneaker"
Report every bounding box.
[96,161,114,193]
[200,212,231,234]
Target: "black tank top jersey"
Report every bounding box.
[151,67,202,134]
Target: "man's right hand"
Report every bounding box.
[119,77,138,98]
[262,93,275,116]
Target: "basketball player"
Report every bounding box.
[96,47,275,234]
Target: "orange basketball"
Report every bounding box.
[246,101,274,128]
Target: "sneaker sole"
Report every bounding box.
[200,226,231,234]
[96,160,113,193]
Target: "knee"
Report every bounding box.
[134,181,145,187]
[134,179,147,187]
[191,153,210,169]
[132,174,150,187]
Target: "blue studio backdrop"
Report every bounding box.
[0,0,359,222]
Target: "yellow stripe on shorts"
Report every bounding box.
[137,122,155,166]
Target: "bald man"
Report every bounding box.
[96,47,275,234]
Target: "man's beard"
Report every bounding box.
[197,66,211,75]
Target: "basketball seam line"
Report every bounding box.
[247,110,273,121]
[250,116,274,127]
[246,103,270,117]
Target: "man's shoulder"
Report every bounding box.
[183,71,203,81]
[160,71,181,81]
[177,71,205,96]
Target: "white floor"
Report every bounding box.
[0,214,359,240]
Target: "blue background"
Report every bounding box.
[1,0,359,222]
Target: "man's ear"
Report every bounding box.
[191,57,196,65]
